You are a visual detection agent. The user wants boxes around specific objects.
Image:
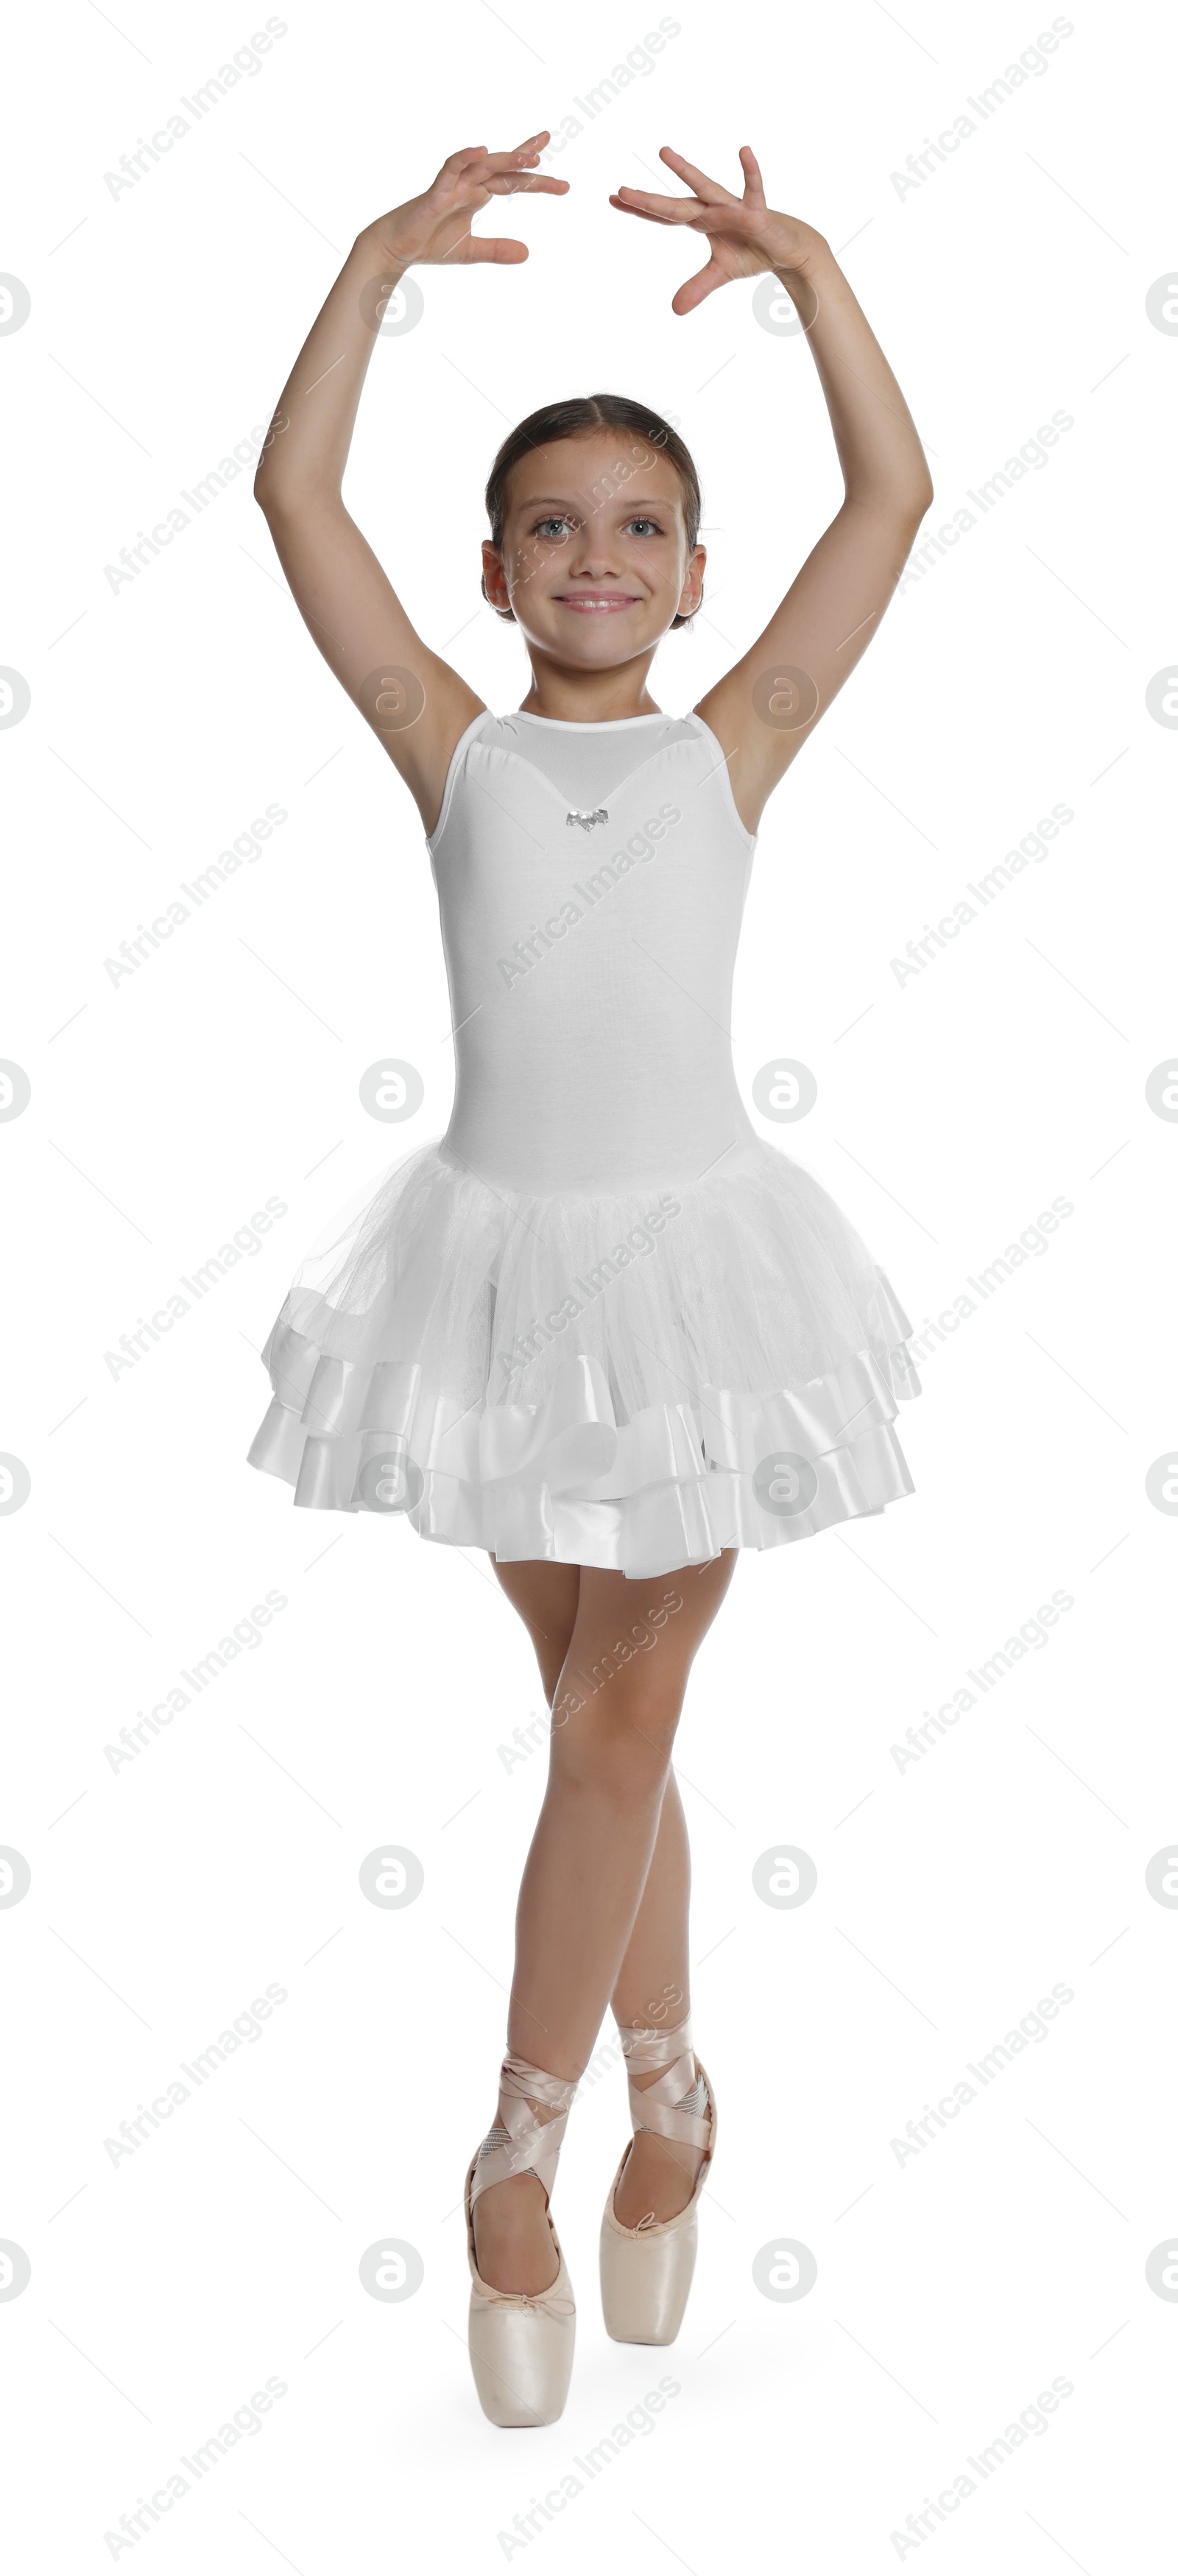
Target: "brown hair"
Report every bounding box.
[482,394,702,629]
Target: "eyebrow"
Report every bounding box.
[516,494,680,515]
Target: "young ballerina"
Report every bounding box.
[247,134,930,2426]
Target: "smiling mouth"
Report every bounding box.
[553,594,641,613]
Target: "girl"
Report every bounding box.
[247,135,930,2426]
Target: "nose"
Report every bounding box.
[565,510,624,580]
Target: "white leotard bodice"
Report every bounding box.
[427,708,759,1197]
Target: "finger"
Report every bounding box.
[670,253,727,316]
[486,168,570,196]
[610,186,707,225]
[479,132,552,173]
[612,191,756,244]
[738,143,767,207]
[658,144,741,205]
[487,174,569,195]
[451,235,530,264]
[450,138,543,198]
[608,197,708,233]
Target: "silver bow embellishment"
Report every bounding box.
[566,807,608,831]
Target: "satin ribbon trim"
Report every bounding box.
[618,2014,711,2150]
[469,2052,579,2208]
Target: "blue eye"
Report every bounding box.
[528,514,664,541]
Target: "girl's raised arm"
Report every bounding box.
[255,139,568,835]
[610,147,934,837]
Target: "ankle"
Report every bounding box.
[468,2049,579,2291]
[628,2063,670,2097]
[611,2011,711,2228]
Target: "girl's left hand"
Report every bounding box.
[610,145,825,313]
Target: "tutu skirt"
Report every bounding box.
[247,1136,920,1579]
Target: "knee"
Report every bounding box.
[549,1669,684,1798]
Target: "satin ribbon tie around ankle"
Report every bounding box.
[470,2052,579,2207]
[618,2013,711,2151]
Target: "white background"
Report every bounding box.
[4,0,1177,2566]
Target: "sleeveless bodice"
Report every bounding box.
[427,709,759,1195]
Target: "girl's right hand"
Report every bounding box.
[361,136,568,270]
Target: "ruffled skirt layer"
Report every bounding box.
[247,1137,920,1577]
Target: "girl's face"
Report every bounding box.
[482,431,705,664]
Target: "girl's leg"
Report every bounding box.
[609,1768,705,2229]
[479,1559,582,2293]
[488,1560,729,2248]
[490,1557,581,1706]
[476,1550,738,2291]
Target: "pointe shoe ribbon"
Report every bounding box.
[469,2055,579,2208]
[620,2015,712,2168]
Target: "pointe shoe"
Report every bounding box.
[465,2053,578,2427]
[599,2014,716,2347]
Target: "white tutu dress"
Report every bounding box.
[247,708,920,1577]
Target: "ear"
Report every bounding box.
[675,539,706,624]
[482,537,515,619]
[480,573,516,622]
